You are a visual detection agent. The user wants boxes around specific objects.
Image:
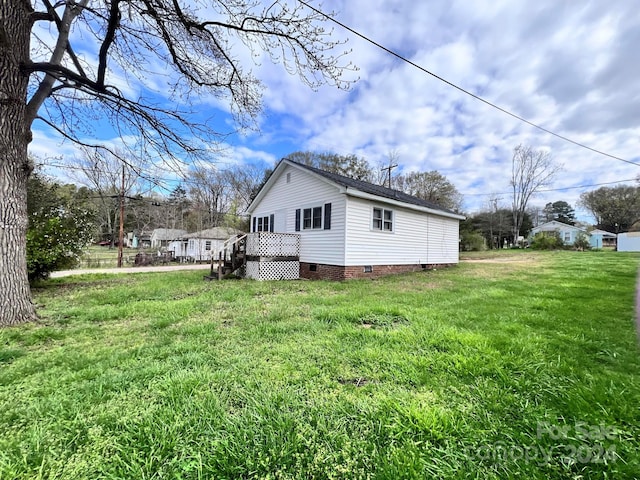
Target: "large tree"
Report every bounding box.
[580,185,640,233]
[397,170,463,212]
[70,148,149,245]
[510,145,560,243]
[0,0,351,325]
[542,200,576,225]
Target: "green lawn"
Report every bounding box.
[1,251,639,479]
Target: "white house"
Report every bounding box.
[530,221,587,245]
[167,227,243,261]
[246,159,465,280]
[150,228,187,249]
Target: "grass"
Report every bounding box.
[1,250,640,479]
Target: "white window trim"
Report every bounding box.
[302,204,325,230]
[371,207,394,233]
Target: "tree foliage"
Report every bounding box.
[397,171,463,212]
[530,231,563,250]
[573,232,591,251]
[579,186,640,232]
[26,171,94,281]
[470,208,532,249]
[1,0,354,325]
[542,200,576,225]
[287,151,372,181]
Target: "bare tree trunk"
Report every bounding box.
[0,0,37,325]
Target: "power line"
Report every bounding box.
[297,0,640,168]
[463,178,638,196]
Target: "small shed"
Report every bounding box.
[589,229,617,249]
[617,232,640,252]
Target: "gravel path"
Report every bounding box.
[50,263,212,278]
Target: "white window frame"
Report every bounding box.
[256,215,270,232]
[303,206,323,230]
[372,207,394,232]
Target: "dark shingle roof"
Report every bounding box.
[287,160,459,216]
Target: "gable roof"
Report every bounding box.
[151,228,187,240]
[590,229,617,237]
[248,159,465,220]
[182,227,243,240]
[531,221,586,233]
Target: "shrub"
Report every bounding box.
[27,172,94,281]
[530,231,563,250]
[460,231,486,251]
[574,232,591,251]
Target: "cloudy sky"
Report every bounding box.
[33,0,640,220]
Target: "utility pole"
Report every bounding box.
[381,161,398,189]
[117,165,125,268]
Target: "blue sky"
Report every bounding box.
[32,0,640,221]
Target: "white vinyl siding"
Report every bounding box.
[251,165,346,265]
[345,197,459,266]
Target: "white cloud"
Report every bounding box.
[30,0,640,222]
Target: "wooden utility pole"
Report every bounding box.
[117,165,125,268]
[381,161,398,188]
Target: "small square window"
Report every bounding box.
[309,264,318,272]
[373,208,393,231]
[364,265,373,273]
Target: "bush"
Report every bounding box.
[530,231,563,250]
[460,231,486,251]
[27,172,94,281]
[574,232,591,251]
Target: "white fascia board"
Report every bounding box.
[345,189,466,220]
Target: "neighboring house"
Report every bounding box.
[150,228,187,249]
[168,227,244,261]
[530,221,586,245]
[589,229,617,249]
[246,159,466,280]
[617,232,640,252]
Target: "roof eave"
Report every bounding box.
[345,188,466,220]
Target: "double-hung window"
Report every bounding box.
[373,208,393,232]
[253,214,274,232]
[302,206,322,229]
[295,203,332,231]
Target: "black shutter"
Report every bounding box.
[269,214,274,232]
[252,217,257,233]
[324,203,332,230]
[295,209,301,231]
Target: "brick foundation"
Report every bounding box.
[299,262,455,280]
